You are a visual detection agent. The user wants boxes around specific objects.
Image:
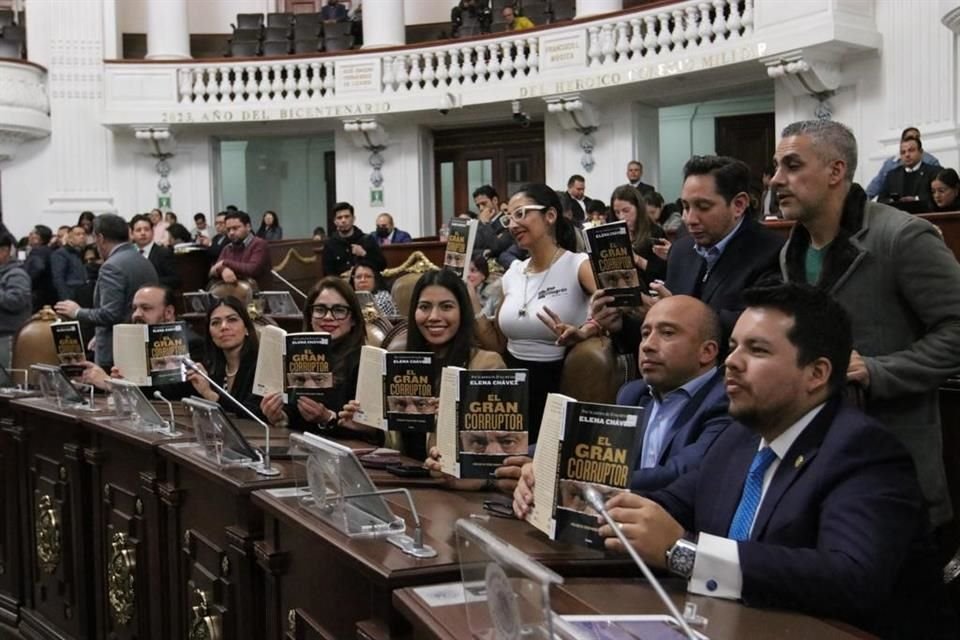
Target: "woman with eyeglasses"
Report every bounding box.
[259,277,368,435]
[474,183,597,442]
[349,259,399,317]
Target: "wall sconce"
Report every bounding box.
[344,118,388,188]
[545,96,600,172]
[134,126,176,209]
[763,50,840,121]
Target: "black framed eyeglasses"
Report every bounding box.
[311,304,351,320]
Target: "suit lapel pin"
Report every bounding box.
[794,455,804,469]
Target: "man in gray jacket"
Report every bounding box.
[0,232,32,368]
[771,119,960,527]
[55,214,158,369]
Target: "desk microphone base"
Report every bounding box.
[388,534,437,559]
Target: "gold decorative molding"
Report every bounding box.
[274,248,316,273]
[35,494,61,574]
[108,532,136,626]
[188,588,222,640]
[382,251,439,279]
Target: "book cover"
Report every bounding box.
[51,321,86,378]
[454,369,529,478]
[384,352,436,433]
[529,395,641,550]
[443,218,478,280]
[146,322,189,386]
[284,332,334,406]
[585,220,641,306]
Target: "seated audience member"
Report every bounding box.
[149,209,169,245]
[24,224,56,311]
[474,183,596,442]
[535,284,951,639]
[81,285,206,394]
[624,160,656,197]
[514,296,729,504]
[372,213,411,245]
[583,199,608,228]
[502,4,534,30]
[312,226,327,242]
[559,174,592,225]
[473,185,517,266]
[191,213,211,241]
[166,223,193,247]
[0,232,31,368]
[345,270,507,461]
[773,119,960,528]
[164,211,178,225]
[451,0,491,37]
[50,224,88,301]
[467,254,503,319]
[208,211,272,285]
[130,214,181,290]
[261,277,367,436]
[611,185,667,286]
[593,156,783,357]
[322,202,386,276]
[878,137,938,210]
[54,214,159,369]
[183,296,261,416]
[931,168,960,212]
[256,210,283,241]
[320,0,348,22]
[866,126,941,199]
[207,212,229,258]
[349,259,399,317]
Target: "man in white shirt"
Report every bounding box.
[592,283,948,638]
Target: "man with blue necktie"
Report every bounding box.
[597,283,951,638]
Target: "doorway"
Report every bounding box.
[714,113,776,199]
[433,122,545,229]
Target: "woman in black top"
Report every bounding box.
[259,276,368,436]
[931,169,960,212]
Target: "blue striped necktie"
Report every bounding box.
[727,447,778,541]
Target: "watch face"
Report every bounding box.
[670,542,696,578]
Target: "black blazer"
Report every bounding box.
[146,244,181,290]
[879,162,937,210]
[664,217,783,337]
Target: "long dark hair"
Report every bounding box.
[349,259,389,294]
[513,183,577,251]
[205,296,259,381]
[610,185,655,251]
[406,270,475,376]
[303,276,366,381]
[256,210,280,237]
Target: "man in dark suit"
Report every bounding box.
[593,156,783,356]
[879,137,938,210]
[558,174,592,225]
[24,224,57,311]
[130,214,181,290]
[206,211,230,260]
[55,214,158,369]
[371,213,412,245]
[625,160,656,197]
[616,295,730,491]
[592,284,950,638]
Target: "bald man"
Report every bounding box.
[514,296,732,515]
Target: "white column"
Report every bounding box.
[361,0,406,49]
[146,0,191,60]
[576,0,623,19]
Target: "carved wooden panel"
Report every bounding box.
[100,480,147,640]
[0,420,25,629]
[181,528,233,640]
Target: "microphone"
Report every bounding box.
[334,487,436,559]
[271,270,307,300]
[153,390,177,435]
[583,486,698,640]
[182,357,280,477]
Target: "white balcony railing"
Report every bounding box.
[101,0,879,126]
[0,58,51,159]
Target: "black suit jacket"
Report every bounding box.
[649,397,951,638]
[559,192,593,224]
[879,162,937,210]
[664,217,783,337]
[146,244,181,290]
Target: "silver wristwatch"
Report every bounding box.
[665,538,697,580]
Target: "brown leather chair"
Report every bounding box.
[383,251,439,318]
[559,336,636,404]
[12,307,62,386]
[379,321,408,352]
[208,279,257,305]
[364,316,394,348]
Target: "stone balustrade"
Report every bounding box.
[0,59,51,160]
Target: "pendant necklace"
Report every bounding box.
[518,247,562,318]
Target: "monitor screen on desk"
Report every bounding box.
[182,396,260,465]
[31,363,86,405]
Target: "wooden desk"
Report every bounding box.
[394,577,870,640]
[254,488,634,640]
[158,439,303,640]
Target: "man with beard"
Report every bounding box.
[587,284,951,638]
[322,202,385,276]
[208,210,272,286]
